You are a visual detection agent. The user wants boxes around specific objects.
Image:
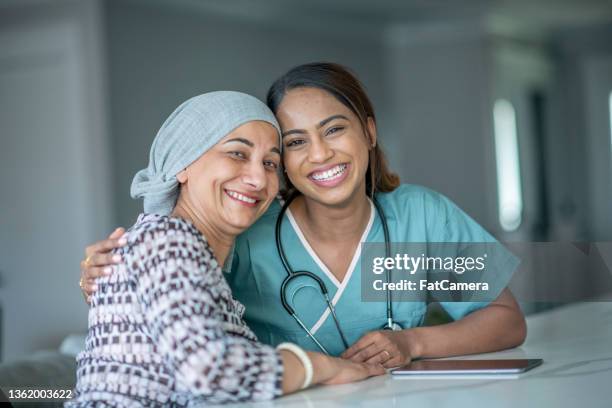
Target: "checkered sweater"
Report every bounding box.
[68,214,283,407]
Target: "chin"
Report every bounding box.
[310,190,356,207]
[225,213,259,231]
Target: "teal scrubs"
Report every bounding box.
[225,184,517,356]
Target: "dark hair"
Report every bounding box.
[266,62,400,200]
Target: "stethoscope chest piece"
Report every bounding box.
[382,321,404,331]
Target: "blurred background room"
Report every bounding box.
[1,0,611,370]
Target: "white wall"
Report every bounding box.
[382,23,497,232]
[0,0,112,361]
[551,23,612,241]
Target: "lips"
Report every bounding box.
[308,163,350,187]
[224,189,260,207]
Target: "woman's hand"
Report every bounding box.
[316,354,386,385]
[280,351,385,394]
[80,227,127,303]
[341,330,420,369]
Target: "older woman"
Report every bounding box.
[67,91,383,407]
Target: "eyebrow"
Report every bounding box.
[223,137,280,155]
[224,137,253,147]
[282,114,349,138]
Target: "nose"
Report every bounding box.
[307,136,334,163]
[241,160,267,191]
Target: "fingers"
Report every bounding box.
[82,278,99,296]
[367,363,387,376]
[355,362,386,381]
[79,277,97,305]
[108,227,125,239]
[349,342,385,363]
[82,252,122,268]
[82,263,115,281]
[81,290,92,305]
[342,332,377,359]
[382,356,404,369]
[85,239,125,259]
[84,229,127,259]
[367,342,406,369]
[364,349,390,365]
[363,352,403,369]
[81,264,112,280]
[343,331,388,361]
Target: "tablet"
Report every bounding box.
[391,359,543,376]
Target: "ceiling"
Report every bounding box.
[3,0,611,41]
[151,0,612,33]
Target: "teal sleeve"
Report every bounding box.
[436,197,520,321]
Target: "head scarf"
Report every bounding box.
[130,91,281,215]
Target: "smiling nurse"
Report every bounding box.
[80,63,526,368]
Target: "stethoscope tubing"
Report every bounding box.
[275,194,399,354]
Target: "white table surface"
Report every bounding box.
[217,301,612,408]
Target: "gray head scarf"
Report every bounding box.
[130,91,281,215]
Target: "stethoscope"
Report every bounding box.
[275,194,403,355]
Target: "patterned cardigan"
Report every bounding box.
[67,214,283,407]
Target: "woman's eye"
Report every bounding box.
[326,126,344,136]
[286,139,306,148]
[229,151,246,159]
[264,160,279,170]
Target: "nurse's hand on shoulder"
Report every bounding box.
[341,330,418,369]
[79,227,127,303]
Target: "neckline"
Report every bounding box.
[285,199,376,288]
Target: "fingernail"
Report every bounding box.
[112,254,122,262]
[103,266,112,275]
[118,237,127,245]
[91,284,98,291]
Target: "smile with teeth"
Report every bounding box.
[225,190,258,204]
[310,164,348,181]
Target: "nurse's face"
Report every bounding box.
[276,87,374,207]
[176,121,280,235]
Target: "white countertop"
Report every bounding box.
[218,301,612,408]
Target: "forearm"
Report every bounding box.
[408,303,527,359]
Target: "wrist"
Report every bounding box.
[403,328,425,359]
[308,352,334,384]
[277,343,313,389]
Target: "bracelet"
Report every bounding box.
[276,342,313,389]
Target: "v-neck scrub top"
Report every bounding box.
[225,184,518,356]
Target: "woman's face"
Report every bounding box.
[276,87,375,207]
[176,120,280,234]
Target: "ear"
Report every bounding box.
[366,117,377,148]
[176,168,188,184]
